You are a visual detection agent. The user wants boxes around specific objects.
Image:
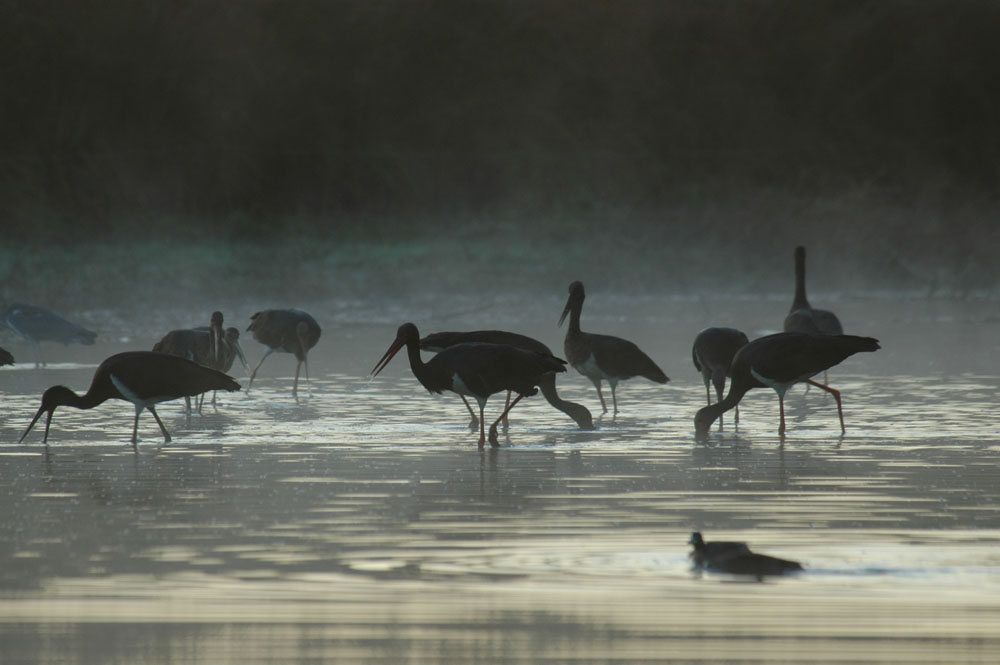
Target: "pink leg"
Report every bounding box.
[489,394,526,447]
[807,379,845,434]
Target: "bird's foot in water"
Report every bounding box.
[487,423,502,447]
[468,416,479,430]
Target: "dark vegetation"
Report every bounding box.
[2,1,999,300]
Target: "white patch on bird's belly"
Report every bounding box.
[750,367,796,398]
[110,374,174,408]
[450,373,476,398]
[576,354,611,381]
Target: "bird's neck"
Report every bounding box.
[793,256,810,309]
[65,388,107,411]
[565,301,583,333]
[694,383,748,433]
[404,337,447,391]
[537,373,590,428]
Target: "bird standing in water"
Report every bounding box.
[2,302,97,367]
[692,327,749,429]
[694,332,880,437]
[20,351,240,447]
[247,309,321,397]
[558,281,668,415]
[371,323,568,448]
[420,329,593,431]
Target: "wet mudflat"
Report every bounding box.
[1,295,999,664]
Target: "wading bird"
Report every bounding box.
[20,351,240,447]
[694,332,880,437]
[247,309,321,397]
[2,302,97,367]
[692,327,749,429]
[420,329,594,431]
[371,323,568,448]
[558,281,668,414]
[689,532,803,580]
[153,311,228,413]
[784,246,843,335]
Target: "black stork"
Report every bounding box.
[195,327,249,411]
[420,330,594,431]
[371,323,568,448]
[246,309,321,397]
[2,302,97,367]
[784,246,843,335]
[19,351,240,447]
[558,281,668,414]
[689,532,803,580]
[153,311,228,413]
[1,347,13,366]
[694,332,880,438]
[692,327,749,429]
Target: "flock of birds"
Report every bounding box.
[2,246,880,453]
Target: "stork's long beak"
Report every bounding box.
[233,339,249,373]
[20,405,52,444]
[557,298,571,328]
[370,336,406,378]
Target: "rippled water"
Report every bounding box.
[1,295,999,664]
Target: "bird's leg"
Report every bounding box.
[31,341,42,369]
[477,403,487,449]
[183,396,192,418]
[806,379,845,434]
[778,395,786,437]
[247,348,275,393]
[489,394,526,447]
[704,380,712,406]
[593,380,608,414]
[610,384,619,415]
[502,390,511,430]
[148,406,172,444]
[131,407,141,447]
[293,360,302,398]
[460,396,479,429]
[734,404,740,425]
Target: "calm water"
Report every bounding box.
[1,295,999,664]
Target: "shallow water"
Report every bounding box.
[1,295,999,664]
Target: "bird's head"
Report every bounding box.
[557,281,586,327]
[370,323,419,378]
[225,328,250,372]
[210,311,225,363]
[20,385,75,444]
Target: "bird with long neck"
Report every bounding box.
[19,351,240,447]
[558,281,668,415]
[784,246,843,336]
[2,302,97,368]
[247,309,321,397]
[694,332,880,438]
[371,323,568,448]
[692,327,749,429]
[420,329,594,431]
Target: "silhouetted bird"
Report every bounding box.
[692,327,749,429]
[372,323,567,448]
[247,309,321,397]
[420,329,593,431]
[2,302,96,367]
[153,311,228,414]
[694,332,880,437]
[689,532,803,581]
[0,347,13,366]
[558,281,668,414]
[20,351,240,447]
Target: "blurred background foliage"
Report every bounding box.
[1,0,999,299]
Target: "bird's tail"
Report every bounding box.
[836,335,881,355]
